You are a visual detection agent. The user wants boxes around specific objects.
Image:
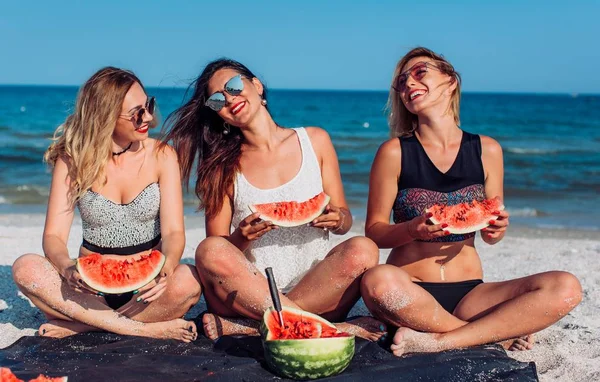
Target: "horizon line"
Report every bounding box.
[0,83,597,96]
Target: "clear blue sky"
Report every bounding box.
[1,1,598,93]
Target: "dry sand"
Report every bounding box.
[0,213,598,381]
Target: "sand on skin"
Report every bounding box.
[0,213,598,381]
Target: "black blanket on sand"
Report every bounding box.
[0,332,538,382]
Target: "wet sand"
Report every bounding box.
[1,213,598,381]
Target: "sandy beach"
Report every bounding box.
[0,213,598,381]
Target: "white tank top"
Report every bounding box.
[232,128,330,293]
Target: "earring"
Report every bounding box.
[261,98,267,106]
[223,122,231,135]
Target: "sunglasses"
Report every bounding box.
[205,75,245,112]
[120,96,155,125]
[393,62,439,91]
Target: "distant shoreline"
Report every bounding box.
[1,84,598,97]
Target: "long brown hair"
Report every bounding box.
[387,47,462,137]
[161,59,269,219]
[44,67,152,205]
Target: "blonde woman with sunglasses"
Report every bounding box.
[361,47,582,356]
[162,59,385,341]
[12,67,201,341]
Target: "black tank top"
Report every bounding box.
[392,131,486,242]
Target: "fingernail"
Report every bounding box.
[488,233,493,238]
[444,231,450,235]
[188,326,194,332]
[42,329,46,334]
[489,220,496,225]
[132,290,139,295]
[143,300,148,304]
[427,212,433,218]
[493,210,500,215]
[97,292,104,297]
[379,324,385,331]
[136,297,142,302]
[442,223,448,228]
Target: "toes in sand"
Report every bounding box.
[390,327,447,357]
[336,316,387,342]
[39,319,96,338]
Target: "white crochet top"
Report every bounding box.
[231,128,330,293]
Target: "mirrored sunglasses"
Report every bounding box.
[205,75,244,112]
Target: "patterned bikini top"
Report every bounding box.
[393,131,486,242]
[231,127,330,293]
[77,182,161,254]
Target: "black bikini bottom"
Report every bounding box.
[82,235,161,255]
[415,279,483,314]
[104,292,135,310]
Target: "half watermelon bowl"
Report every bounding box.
[260,307,355,380]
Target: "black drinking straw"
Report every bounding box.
[265,267,285,327]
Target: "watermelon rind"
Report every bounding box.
[261,307,355,380]
[249,193,331,228]
[76,252,166,294]
[427,200,505,235]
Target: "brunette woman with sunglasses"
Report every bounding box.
[162,59,385,341]
[12,67,200,341]
[362,47,582,356]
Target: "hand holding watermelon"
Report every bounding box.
[406,213,448,240]
[58,259,98,295]
[135,270,169,304]
[236,212,279,241]
[481,202,510,240]
[310,204,347,233]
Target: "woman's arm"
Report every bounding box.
[42,157,77,275]
[157,145,186,274]
[306,127,352,235]
[364,138,416,248]
[480,135,508,245]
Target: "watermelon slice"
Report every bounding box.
[426,198,505,234]
[77,250,166,294]
[249,192,330,227]
[0,368,68,382]
[260,307,355,380]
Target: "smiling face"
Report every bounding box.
[114,82,154,142]
[396,56,457,116]
[207,68,265,128]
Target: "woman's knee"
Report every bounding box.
[360,264,412,301]
[12,253,48,288]
[547,271,583,310]
[195,236,241,276]
[338,236,380,275]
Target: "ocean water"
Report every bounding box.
[1,85,599,230]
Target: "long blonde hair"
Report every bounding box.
[44,67,154,205]
[387,47,462,137]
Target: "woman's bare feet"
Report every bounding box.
[336,317,387,342]
[144,319,198,342]
[390,327,451,357]
[202,313,260,341]
[502,334,535,351]
[39,320,97,338]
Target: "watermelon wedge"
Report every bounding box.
[0,368,68,382]
[426,198,505,234]
[249,192,330,227]
[77,250,165,294]
[260,307,355,380]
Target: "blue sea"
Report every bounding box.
[1,85,599,231]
